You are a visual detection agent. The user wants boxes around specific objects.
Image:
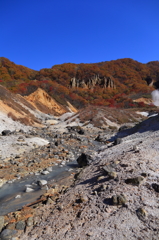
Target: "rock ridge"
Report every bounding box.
[70,75,116,89]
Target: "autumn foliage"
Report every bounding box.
[0,57,158,109]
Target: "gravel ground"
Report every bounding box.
[18,115,159,240]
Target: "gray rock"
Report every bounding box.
[26,217,33,227]
[15,221,26,230]
[78,128,85,135]
[38,179,47,186]
[77,153,93,167]
[45,167,52,172]
[17,136,25,142]
[15,195,21,199]
[103,165,114,174]
[17,162,24,167]
[1,130,11,136]
[112,194,127,205]
[35,172,40,176]
[107,171,117,179]
[80,195,89,203]
[125,176,145,186]
[25,187,34,193]
[46,197,54,205]
[114,138,122,145]
[0,229,17,240]
[152,183,159,192]
[136,208,147,220]
[41,170,49,175]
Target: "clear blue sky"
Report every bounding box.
[1,0,159,70]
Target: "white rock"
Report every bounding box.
[46,167,52,172]
[38,179,47,186]
[46,119,59,125]
[41,170,49,175]
[7,180,13,184]
[35,172,40,175]
[0,179,6,187]
[15,195,21,199]
[61,161,66,165]
[25,187,34,193]
[68,168,73,172]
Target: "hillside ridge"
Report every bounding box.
[0,57,158,108]
[0,85,77,130]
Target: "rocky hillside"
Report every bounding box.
[0,57,158,108]
[25,88,67,115]
[70,75,116,89]
[0,83,157,239]
[17,114,159,240]
[0,85,76,130]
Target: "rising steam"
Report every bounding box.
[151,90,159,107]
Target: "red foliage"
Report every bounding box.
[0,57,158,109]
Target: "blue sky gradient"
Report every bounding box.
[1,0,159,70]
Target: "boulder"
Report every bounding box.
[136,208,147,220]
[15,221,26,230]
[152,183,159,192]
[38,180,47,186]
[78,128,85,135]
[25,187,34,193]
[26,217,34,227]
[103,165,114,174]
[125,176,145,186]
[0,229,17,240]
[112,194,127,205]
[114,138,122,145]
[41,170,49,175]
[77,153,93,167]
[1,130,11,136]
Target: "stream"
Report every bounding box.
[0,132,103,216]
[0,161,77,215]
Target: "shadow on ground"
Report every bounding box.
[109,114,159,142]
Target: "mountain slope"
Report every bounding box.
[0,85,76,130]
[0,57,158,108]
[25,88,67,115]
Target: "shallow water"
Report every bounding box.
[0,137,103,216]
[0,161,77,215]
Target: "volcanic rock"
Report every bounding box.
[15,221,26,230]
[0,229,17,240]
[1,130,11,136]
[38,180,48,186]
[77,153,93,167]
